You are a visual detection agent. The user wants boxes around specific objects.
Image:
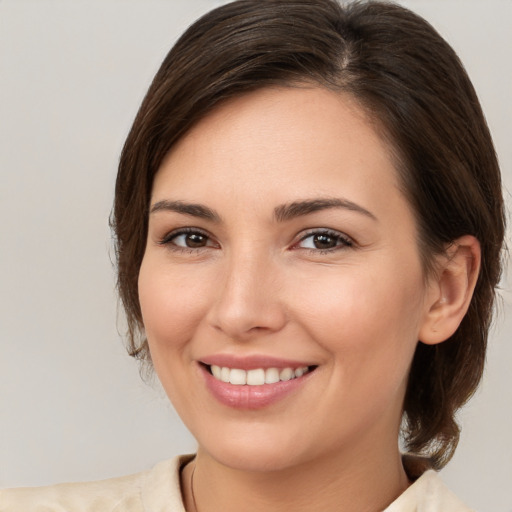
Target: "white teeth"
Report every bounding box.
[220,366,230,383]
[279,368,294,381]
[247,368,265,386]
[211,365,221,379]
[209,365,311,386]
[265,367,280,384]
[229,368,247,385]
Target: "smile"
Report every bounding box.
[209,365,312,386]
[200,358,317,409]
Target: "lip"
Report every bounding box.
[200,354,313,370]
[198,355,316,410]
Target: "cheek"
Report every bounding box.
[137,257,217,414]
[137,257,211,355]
[290,262,425,369]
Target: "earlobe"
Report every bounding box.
[419,235,481,345]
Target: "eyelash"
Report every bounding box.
[158,227,217,253]
[158,227,354,254]
[293,229,354,254]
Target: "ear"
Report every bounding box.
[419,235,481,345]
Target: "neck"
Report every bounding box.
[182,441,410,512]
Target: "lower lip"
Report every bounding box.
[200,365,313,410]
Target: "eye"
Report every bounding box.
[172,232,209,248]
[295,229,353,251]
[159,228,217,250]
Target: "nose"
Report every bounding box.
[207,250,287,340]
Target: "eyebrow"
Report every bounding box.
[150,200,221,222]
[273,198,377,222]
[149,197,376,223]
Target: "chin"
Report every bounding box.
[209,445,303,473]
[196,426,310,473]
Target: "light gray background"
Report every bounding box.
[1,1,511,511]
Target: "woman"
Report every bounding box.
[1,0,505,510]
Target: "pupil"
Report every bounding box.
[314,234,335,249]
[186,233,206,248]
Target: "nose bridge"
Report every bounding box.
[209,244,286,338]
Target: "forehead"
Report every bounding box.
[152,86,403,219]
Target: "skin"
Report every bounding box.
[138,86,480,512]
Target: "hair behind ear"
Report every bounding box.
[403,236,487,468]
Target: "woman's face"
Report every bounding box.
[139,87,436,472]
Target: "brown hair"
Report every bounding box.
[112,0,505,469]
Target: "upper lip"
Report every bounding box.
[199,354,315,370]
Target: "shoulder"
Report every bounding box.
[0,471,144,512]
[0,455,190,512]
[384,470,475,512]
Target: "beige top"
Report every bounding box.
[0,455,473,512]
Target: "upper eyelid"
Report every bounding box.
[158,226,214,244]
[287,230,354,255]
[296,228,353,242]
